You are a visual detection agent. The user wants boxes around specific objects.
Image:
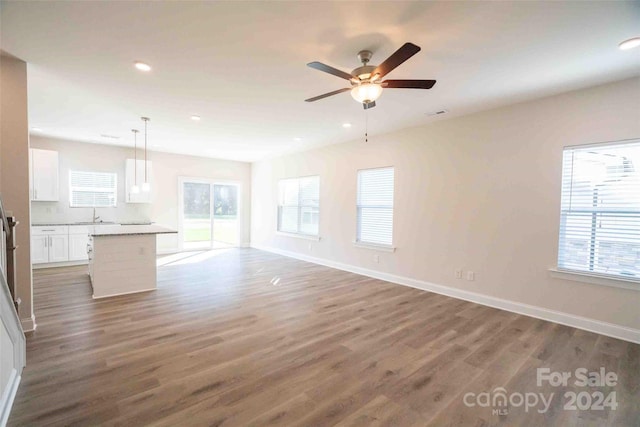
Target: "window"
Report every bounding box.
[69,170,117,207]
[277,176,319,236]
[357,167,394,246]
[558,140,640,281]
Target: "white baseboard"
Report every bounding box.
[251,243,640,344]
[92,288,156,299]
[157,244,250,255]
[0,369,21,427]
[20,315,36,333]
[33,260,87,270]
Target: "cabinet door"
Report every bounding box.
[48,234,69,263]
[31,149,59,201]
[31,235,49,264]
[125,159,152,203]
[69,234,89,261]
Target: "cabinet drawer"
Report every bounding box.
[32,226,68,235]
[68,225,90,235]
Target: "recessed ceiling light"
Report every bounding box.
[619,37,640,50]
[31,127,42,132]
[100,134,120,140]
[134,62,152,72]
[342,123,352,128]
[191,115,201,121]
[293,137,302,142]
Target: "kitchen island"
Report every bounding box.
[88,225,176,299]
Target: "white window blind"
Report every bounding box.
[69,170,117,208]
[558,141,640,281]
[357,167,394,246]
[277,176,319,236]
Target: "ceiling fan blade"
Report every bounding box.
[363,101,376,110]
[382,79,436,89]
[305,87,351,102]
[372,42,421,79]
[307,61,355,81]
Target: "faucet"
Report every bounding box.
[92,207,101,223]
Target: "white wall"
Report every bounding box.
[30,137,252,251]
[251,77,640,335]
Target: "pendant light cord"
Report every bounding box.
[132,129,138,186]
[144,119,148,183]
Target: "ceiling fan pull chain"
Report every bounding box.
[364,107,368,143]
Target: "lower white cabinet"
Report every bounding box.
[32,224,115,265]
[31,226,70,265]
[30,235,49,264]
[48,235,69,263]
[69,232,90,261]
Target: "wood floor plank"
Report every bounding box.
[8,248,640,426]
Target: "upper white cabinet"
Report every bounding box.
[30,148,59,201]
[125,159,153,203]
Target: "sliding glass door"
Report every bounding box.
[180,179,240,250]
[212,184,239,248]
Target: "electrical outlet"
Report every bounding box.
[373,254,379,263]
[455,269,463,279]
[466,271,475,281]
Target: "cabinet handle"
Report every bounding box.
[44,236,47,248]
[34,189,38,200]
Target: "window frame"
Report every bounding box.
[355,166,395,250]
[68,170,118,208]
[276,175,320,237]
[554,138,640,289]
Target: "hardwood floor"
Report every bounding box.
[9,248,640,426]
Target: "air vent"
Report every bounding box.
[427,109,448,116]
[100,134,120,140]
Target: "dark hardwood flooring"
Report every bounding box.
[8,248,640,426]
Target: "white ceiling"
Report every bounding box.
[1,1,639,162]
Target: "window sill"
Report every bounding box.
[276,231,320,242]
[353,241,396,253]
[548,268,639,291]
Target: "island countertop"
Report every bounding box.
[89,224,177,237]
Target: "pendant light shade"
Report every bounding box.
[141,117,151,192]
[131,129,140,194]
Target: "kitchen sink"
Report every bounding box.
[73,221,118,225]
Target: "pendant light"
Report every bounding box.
[141,117,151,192]
[130,129,140,194]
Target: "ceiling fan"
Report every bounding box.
[305,42,436,109]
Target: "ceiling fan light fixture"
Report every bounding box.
[619,37,640,50]
[351,83,383,104]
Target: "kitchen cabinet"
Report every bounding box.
[30,148,59,201]
[68,225,90,261]
[31,226,69,264]
[30,235,49,264]
[48,235,69,262]
[125,159,153,203]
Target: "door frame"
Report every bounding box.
[177,176,242,251]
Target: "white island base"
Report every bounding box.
[88,225,176,299]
